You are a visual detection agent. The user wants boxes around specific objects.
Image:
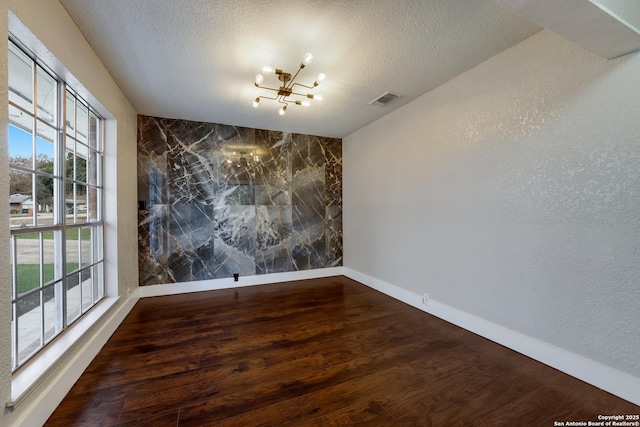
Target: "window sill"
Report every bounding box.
[10,296,120,405]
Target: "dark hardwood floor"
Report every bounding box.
[45,276,638,426]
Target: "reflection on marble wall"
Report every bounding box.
[137,115,342,286]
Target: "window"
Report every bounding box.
[8,40,105,371]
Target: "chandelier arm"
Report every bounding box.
[256,85,280,93]
[283,95,304,106]
[290,91,313,98]
[257,94,279,101]
[291,82,315,91]
[285,65,304,89]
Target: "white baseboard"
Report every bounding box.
[9,290,140,427]
[343,267,640,406]
[139,267,346,298]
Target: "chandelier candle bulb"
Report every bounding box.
[302,52,313,66]
[255,74,264,85]
[279,106,287,116]
[262,65,274,73]
[252,98,260,108]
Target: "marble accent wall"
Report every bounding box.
[137,115,342,286]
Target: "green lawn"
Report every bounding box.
[16,263,80,294]
[15,229,91,241]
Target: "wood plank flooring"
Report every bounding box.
[45,276,639,426]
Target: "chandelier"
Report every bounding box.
[252,53,325,116]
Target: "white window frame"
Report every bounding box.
[8,38,105,372]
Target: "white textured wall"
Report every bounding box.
[344,29,640,378]
[0,0,138,424]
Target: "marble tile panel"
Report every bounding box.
[213,205,256,260]
[138,203,173,285]
[193,240,216,281]
[323,138,342,206]
[211,240,256,278]
[253,131,292,184]
[216,127,259,185]
[255,205,292,274]
[166,120,219,205]
[255,178,291,205]
[137,115,342,285]
[217,184,255,206]
[292,134,324,174]
[168,203,215,252]
[138,116,169,206]
[291,205,326,270]
[291,165,325,207]
[326,206,343,267]
[138,115,167,156]
[211,205,257,278]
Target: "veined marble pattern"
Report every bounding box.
[137,115,342,286]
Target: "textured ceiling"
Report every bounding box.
[59,0,540,138]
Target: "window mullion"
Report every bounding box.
[10,235,18,370]
[39,233,45,348]
[30,55,37,228]
[59,83,68,329]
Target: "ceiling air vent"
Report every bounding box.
[369,91,399,106]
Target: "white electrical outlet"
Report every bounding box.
[422,293,430,305]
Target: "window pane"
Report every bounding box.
[89,113,99,150]
[87,149,99,186]
[66,272,81,324]
[81,268,92,313]
[36,142,54,174]
[36,122,56,171]
[80,226,91,267]
[9,169,33,228]
[9,117,34,168]
[92,225,103,263]
[8,44,34,112]
[15,232,41,296]
[65,149,74,215]
[43,283,62,342]
[76,144,88,183]
[66,228,80,273]
[42,230,60,284]
[93,263,104,303]
[87,186,100,222]
[65,146,74,181]
[36,174,54,226]
[65,92,75,135]
[17,291,42,364]
[76,184,88,223]
[37,67,57,124]
[77,103,88,144]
